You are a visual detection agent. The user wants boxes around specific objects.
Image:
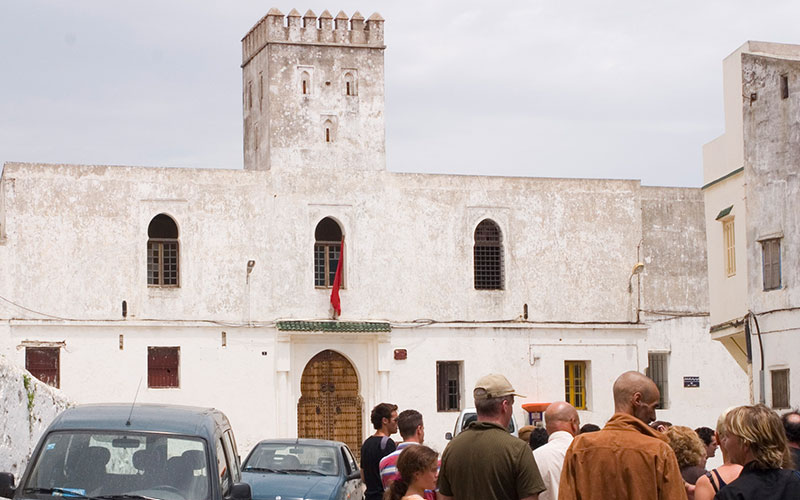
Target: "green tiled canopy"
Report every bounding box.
[277,321,391,333]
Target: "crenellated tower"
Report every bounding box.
[241,8,386,171]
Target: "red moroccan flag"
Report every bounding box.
[330,237,344,316]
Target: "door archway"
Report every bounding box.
[298,350,363,458]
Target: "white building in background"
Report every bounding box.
[703,41,800,410]
[0,8,747,455]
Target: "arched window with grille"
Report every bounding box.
[147,214,179,287]
[314,217,343,288]
[473,219,503,290]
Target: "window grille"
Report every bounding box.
[762,238,781,290]
[723,219,735,277]
[772,369,790,409]
[147,214,179,287]
[646,352,669,409]
[474,219,503,290]
[564,361,587,410]
[314,217,343,288]
[148,346,180,388]
[437,361,461,412]
[26,347,60,388]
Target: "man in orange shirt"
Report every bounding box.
[558,371,687,500]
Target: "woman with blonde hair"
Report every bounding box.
[383,444,438,500]
[713,404,800,499]
[694,408,742,500]
[664,425,708,484]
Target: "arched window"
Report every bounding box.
[344,72,355,96]
[474,219,503,290]
[314,217,343,288]
[301,71,311,95]
[147,214,179,287]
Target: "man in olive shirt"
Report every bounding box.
[438,374,545,500]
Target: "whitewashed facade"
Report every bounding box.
[703,41,800,409]
[0,9,748,455]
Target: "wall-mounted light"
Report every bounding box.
[628,262,645,293]
[246,260,256,284]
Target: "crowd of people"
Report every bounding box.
[361,371,800,500]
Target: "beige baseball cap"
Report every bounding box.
[473,373,525,400]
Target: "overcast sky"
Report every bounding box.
[2,1,799,187]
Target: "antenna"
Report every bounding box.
[126,377,143,427]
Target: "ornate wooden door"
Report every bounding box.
[298,350,363,459]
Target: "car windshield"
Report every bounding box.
[23,431,210,500]
[243,443,339,476]
[462,412,515,433]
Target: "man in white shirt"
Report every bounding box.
[532,401,579,500]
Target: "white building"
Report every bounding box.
[0,8,747,455]
[703,41,800,409]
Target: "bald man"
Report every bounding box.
[558,371,686,500]
[532,402,579,500]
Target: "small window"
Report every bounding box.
[301,71,311,95]
[781,75,789,100]
[26,347,60,388]
[762,238,781,290]
[474,219,504,290]
[314,217,343,288]
[247,81,253,109]
[436,361,461,412]
[323,119,334,143]
[259,72,264,111]
[564,361,587,410]
[147,214,179,287]
[772,369,790,409]
[344,72,356,96]
[723,219,735,277]
[646,352,669,409]
[147,346,179,388]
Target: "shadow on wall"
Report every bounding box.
[0,355,72,480]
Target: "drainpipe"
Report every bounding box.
[750,312,765,404]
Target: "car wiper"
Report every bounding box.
[283,469,324,475]
[23,487,90,498]
[242,466,287,474]
[93,495,160,500]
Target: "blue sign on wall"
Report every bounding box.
[684,376,700,388]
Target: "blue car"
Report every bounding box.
[242,439,364,500]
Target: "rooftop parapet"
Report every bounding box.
[242,7,385,65]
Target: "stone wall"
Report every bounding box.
[0,354,71,480]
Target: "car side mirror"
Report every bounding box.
[229,482,251,500]
[347,470,361,481]
[0,472,15,499]
[444,432,453,440]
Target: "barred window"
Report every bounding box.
[26,347,60,388]
[772,369,790,409]
[314,217,343,288]
[474,219,503,290]
[147,214,179,287]
[436,361,461,412]
[762,238,781,291]
[646,352,669,409]
[148,346,179,388]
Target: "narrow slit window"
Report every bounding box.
[326,127,331,143]
[781,75,789,100]
[344,72,356,96]
[301,71,311,95]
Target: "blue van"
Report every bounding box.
[0,403,251,500]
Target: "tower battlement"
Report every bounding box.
[242,8,384,65]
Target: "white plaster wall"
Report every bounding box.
[741,49,800,407]
[0,354,72,481]
[1,163,643,325]
[1,324,276,457]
